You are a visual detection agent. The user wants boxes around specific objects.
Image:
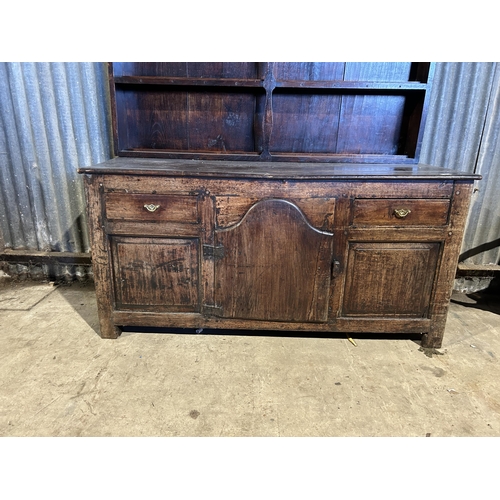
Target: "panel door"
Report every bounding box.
[341,242,440,317]
[111,236,200,312]
[214,199,334,322]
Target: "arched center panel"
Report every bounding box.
[214,199,334,322]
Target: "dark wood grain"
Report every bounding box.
[270,91,342,153]
[341,242,440,317]
[108,63,120,157]
[114,76,263,87]
[352,199,450,226]
[106,221,200,238]
[259,63,276,160]
[398,92,425,158]
[199,192,216,316]
[216,196,335,231]
[105,193,199,223]
[81,166,478,347]
[273,62,345,81]
[108,150,419,164]
[215,199,333,322]
[114,87,260,153]
[112,236,199,312]
[332,317,431,333]
[110,310,431,335]
[187,89,258,152]
[113,62,258,79]
[113,62,188,77]
[336,94,407,154]
[422,181,475,348]
[410,64,435,162]
[115,88,189,150]
[274,81,427,90]
[109,62,435,163]
[78,157,480,181]
[83,174,122,339]
[84,61,478,348]
[344,62,412,82]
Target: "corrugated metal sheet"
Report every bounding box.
[0,62,112,278]
[460,65,500,266]
[0,61,498,279]
[420,62,500,266]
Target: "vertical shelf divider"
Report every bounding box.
[260,62,276,161]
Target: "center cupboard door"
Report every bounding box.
[213,199,334,323]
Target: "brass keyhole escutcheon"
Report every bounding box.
[393,208,411,219]
[144,204,160,212]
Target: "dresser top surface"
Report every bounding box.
[78,158,481,181]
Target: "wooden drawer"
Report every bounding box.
[105,193,199,223]
[352,199,450,226]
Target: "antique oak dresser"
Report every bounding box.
[78,62,480,348]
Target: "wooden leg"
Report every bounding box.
[421,332,443,349]
[98,320,122,339]
[84,175,122,340]
[421,316,447,348]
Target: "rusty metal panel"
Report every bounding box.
[0,62,112,279]
[420,62,500,266]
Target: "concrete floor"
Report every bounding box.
[0,276,499,437]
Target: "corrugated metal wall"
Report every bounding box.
[420,62,500,267]
[0,62,112,278]
[0,62,499,279]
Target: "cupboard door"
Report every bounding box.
[111,236,199,312]
[214,199,333,322]
[341,242,440,317]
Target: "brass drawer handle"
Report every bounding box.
[393,208,411,219]
[144,204,160,212]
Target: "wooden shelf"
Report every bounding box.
[114,76,264,87]
[275,81,428,91]
[114,76,428,92]
[109,62,435,163]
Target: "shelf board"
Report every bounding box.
[114,76,428,91]
[115,149,418,164]
[114,76,263,87]
[275,80,428,90]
